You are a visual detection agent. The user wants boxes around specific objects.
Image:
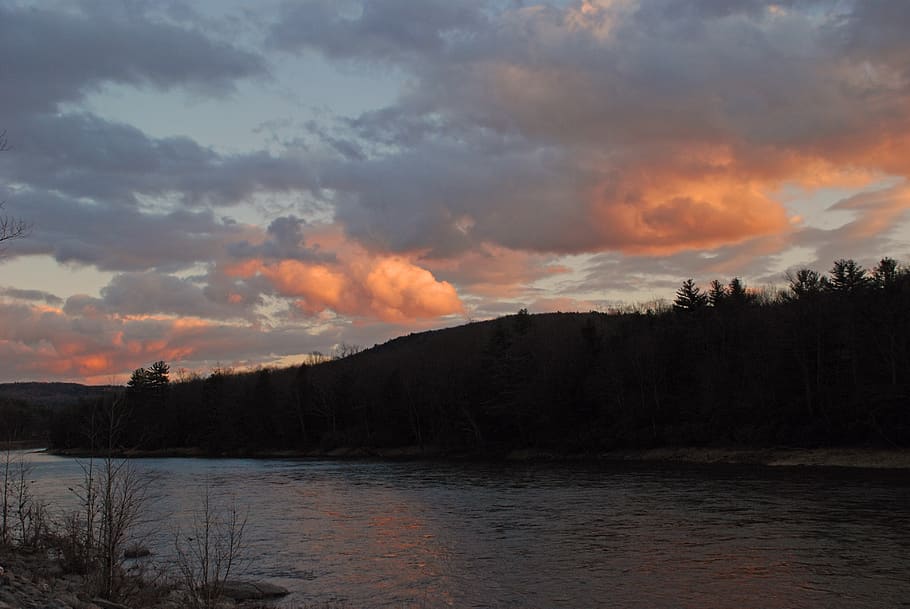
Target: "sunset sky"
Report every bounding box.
[1,0,909,383]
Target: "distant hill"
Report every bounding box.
[46,261,910,454]
[0,382,120,409]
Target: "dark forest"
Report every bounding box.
[11,257,909,455]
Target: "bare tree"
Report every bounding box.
[0,130,29,248]
[66,396,150,601]
[1,444,46,548]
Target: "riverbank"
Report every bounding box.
[594,446,910,469]
[47,445,910,469]
[0,547,177,609]
[0,547,295,609]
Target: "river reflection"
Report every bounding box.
[16,451,910,608]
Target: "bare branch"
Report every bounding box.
[0,129,30,250]
[0,207,29,244]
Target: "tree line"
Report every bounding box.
[48,256,910,454]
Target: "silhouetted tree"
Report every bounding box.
[674,279,707,312]
[126,369,149,395]
[46,255,910,454]
[873,257,900,289]
[727,277,752,306]
[828,259,869,294]
[708,280,726,307]
[786,268,827,300]
[146,361,170,393]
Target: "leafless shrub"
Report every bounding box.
[55,396,152,602]
[174,486,248,609]
[1,446,46,548]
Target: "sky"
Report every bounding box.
[1,0,910,383]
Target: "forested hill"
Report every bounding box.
[0,382,117,408]
[50,258,910,455]
[0,383,118,443]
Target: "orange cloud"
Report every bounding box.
[261,261,348,312]
[423,243,569,297]
[590,170,791,255]
[364,257,465,322]
[257,254,463,322]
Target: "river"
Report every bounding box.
[12,451,910,608]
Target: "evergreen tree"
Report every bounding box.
[873,257,900,289]
[708,280,727,307]
[786,268,826,300]
[147,361,170,392]
[828,259,869,294]
[727,277,752,306]
[674,279,708,312]
[126,368,149,395]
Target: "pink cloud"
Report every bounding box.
[258,254,464,322]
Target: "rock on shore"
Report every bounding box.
[0,551,91,609]
[0,550,180,609]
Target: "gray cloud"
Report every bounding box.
[0,2,319,219]
[269,0,484,62]
[228,216,336,262]
[0,3,265,117]
[0,287,63,305]
[8,189,256,271]
[5,110,318,209]
[60,271,252,320]
[272,0,910,261]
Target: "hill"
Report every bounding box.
[0,382,119,409]
[46,258,910,455]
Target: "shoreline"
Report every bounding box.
[44,445,910,470]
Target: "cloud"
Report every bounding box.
[61,271,254,321]
[0,287,63,305]
[0,3,265,116]
[269,0,484,62]
[254,254,464,322]
[228,216,336,262]
[0,272,464,383]
[5,0,910,381]
[5,112,318,210]
[276,0,910,260]
[422,243,570,297]
[7,190,259,272]
[0,298,335,383]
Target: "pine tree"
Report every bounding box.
[873,257,900,289]
[146,361,170,393]
[126,368,150,395]
[828,259,869,294]
[727,277,752,306]
[673,279,708,312]
[708,279,727,307]
[786,268,826,300]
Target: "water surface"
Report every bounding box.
[17,451,910,608]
